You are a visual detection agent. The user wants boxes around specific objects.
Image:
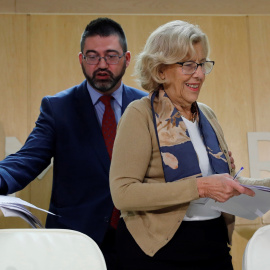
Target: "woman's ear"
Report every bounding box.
[159,69,165,80]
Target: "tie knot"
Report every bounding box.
[100,95,113,106]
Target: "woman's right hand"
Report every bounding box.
[197,173,255,202]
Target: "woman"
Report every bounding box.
[109,20,268,270]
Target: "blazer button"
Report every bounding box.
[224,150,227,154]
[104,217,109,222]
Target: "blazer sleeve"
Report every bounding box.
[0,97,55,194]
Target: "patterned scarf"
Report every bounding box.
[150,89,229,182]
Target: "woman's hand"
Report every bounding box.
[197,173,255,202]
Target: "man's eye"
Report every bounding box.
[107,55,118,59]
[87,56,98,59]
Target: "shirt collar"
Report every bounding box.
[87,82,123,107]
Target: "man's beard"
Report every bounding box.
[82,63,126,93]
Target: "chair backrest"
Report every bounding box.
[0,228,107,270]
[242,225,270,270]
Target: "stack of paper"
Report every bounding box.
[204,185,270,220]
[0,195,56,228]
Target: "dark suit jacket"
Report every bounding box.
[0,80,147,244]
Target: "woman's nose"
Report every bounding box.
[193,65,205,79]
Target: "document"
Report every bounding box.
[0,195,56,228]
[204,185,270,220]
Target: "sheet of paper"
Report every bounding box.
[204,187,270,220]
[241,184,270,192]
[0,207,42,228]
[0,195,56,228]
[0,195,55,215]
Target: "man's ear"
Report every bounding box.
[125,51,131,68]
[78,52,83,65]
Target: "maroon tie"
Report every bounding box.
[99,95,120,229]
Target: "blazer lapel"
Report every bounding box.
[73,83,139,173]
[75,81,111,171]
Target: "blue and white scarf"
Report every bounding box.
[150,89,229,182]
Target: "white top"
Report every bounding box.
[182,117,221,221]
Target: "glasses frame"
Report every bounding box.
[176,60,215,75]
[82,52,126,65]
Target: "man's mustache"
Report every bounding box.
[93,69,114,78]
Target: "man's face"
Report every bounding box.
[79,35,131,94]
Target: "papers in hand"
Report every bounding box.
[204,185,270,220]
[0,195,56,228]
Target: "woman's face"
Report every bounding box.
[160,42,206,107]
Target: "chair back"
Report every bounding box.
[0,228,107,270]
[242,225,270,270]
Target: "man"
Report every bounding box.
[0,17,147,269]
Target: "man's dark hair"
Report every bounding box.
[80,17,127,53]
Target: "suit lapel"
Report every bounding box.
[73,83,138,173]
[75,81,111,172]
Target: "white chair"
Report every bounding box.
[0,228,107,270]
[242,225,270,270]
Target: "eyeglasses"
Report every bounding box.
[82,52,126,65]
[176,61,215,75]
